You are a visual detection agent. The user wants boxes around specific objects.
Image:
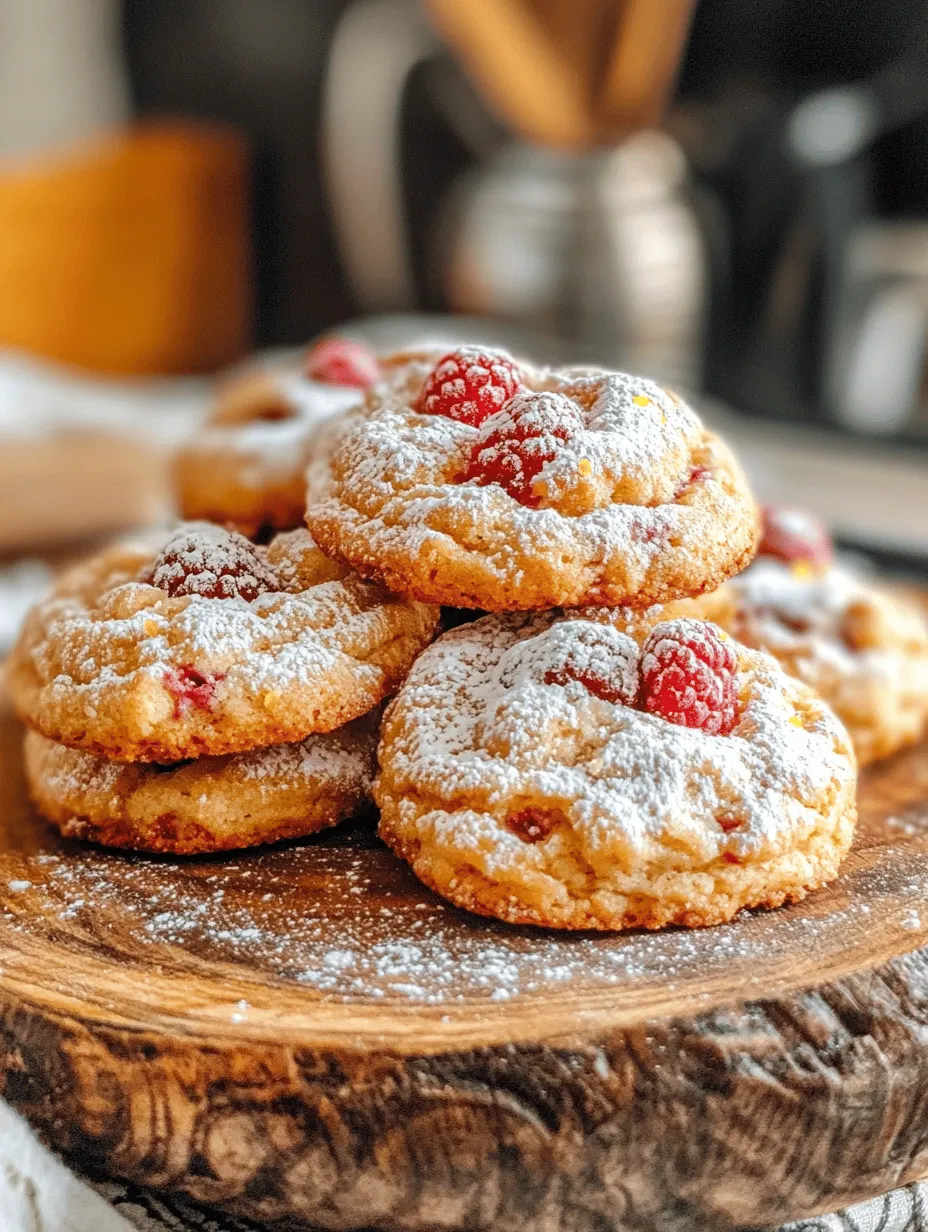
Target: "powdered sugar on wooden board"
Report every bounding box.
[3,819,928,1007]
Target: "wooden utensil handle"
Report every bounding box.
[425,0,595,148]
[600,0,698,135]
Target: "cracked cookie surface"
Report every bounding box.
[24,713,378,854]
[376,611,856,930]
[307,349,759,610]
[9,523,438,762]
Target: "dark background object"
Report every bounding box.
[124,0,928,438]
[124,0,353,347]
[123,0,471,343]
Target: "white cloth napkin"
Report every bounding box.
[2,1100,926,1232]
[0,1102,133,1232]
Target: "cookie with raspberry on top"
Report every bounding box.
[176,336,382,538]
[376,611,857,930]
[8,521,439,763]
[306,346,760,611]
[718,505,928,766]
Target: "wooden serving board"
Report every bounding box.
[2,697,928,1232]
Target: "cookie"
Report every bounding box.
[307,346,759,610]
[9,522,439,763]
[600,587,735,643]
[376,612,857,930]
[722,552,928,767]
[24,714,377,854]
[176,337,380,536]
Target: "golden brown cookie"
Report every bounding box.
[377,611,857,931]
[722,557,928,766]
[8,522,439,763]
[24,714,377,854]
[176,370,363,537]
[308,347,759,611]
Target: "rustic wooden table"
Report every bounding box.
[1,692,928,1230]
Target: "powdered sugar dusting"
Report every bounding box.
[147,523,279,600]
[517,620,640,705]
[465,390,584,507]
[13,526,437,761]
[639,618,738,735]
[196,376,363,485]
[732,559,862,660]
[309,349,756,609]
[339,352,701,514]
[30,718,376,807]
[418,346,522,425]
[730,558,928,696]
[3,815,927,1006]
[380,612,854,867]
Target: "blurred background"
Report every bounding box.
[3,0,928,644]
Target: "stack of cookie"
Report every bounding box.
[305,346,863,930]
[10,522,438,854]
[12,339,928,932]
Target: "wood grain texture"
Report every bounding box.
[2,693,928,1231]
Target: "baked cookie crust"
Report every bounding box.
[721,559,928,766]
[9,524,439,763]
[24,714,377,854]
[308,351,759,610]
[376,611,857,930]
[177,367,363,536]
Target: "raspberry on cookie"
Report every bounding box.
[376,612,857,930]
[8,522,439,763]
[176,337,380,537]
[306,336,382,389]
[721,508,928,766]
[758,505,834,570]
[418,348,522,425]
[307,347,759,610]
[24,713,377,855]
[639,619,738,735]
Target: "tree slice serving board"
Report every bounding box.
[3,697,928,1232]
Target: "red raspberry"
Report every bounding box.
[464,390,583,506]
[163,665,223,717]
[543,623,639,705]
[418,347,522,426]
[639,619,738,736]
[305,337,380,388]
[675,464,712,497]
[148,524,278,602]
[759,506,833,568]
[505,808,560,844]
[717,814,744,833]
